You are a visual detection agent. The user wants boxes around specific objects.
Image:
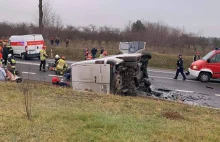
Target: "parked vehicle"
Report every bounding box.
[188,48,220,82]
[70,41,152,94]
[9,34,44,60]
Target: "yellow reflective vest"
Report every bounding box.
[56,59,67,70]
[40,49,47,61]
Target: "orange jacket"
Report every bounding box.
[86,54,93,60]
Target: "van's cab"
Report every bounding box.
[188,48,220,82]
[9,34,44,60]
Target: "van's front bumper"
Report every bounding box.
[188,68,200,77]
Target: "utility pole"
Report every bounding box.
[39,0,43,34]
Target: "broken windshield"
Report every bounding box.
[202,50,215,60]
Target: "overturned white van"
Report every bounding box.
[71,41,152,94]
[9,34,44,60]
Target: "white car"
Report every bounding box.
[70,41,152,94]
[9,34,44,60]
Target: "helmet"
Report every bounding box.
[43,45,46,49]
[103,51,107,56]
[61,56,65,60]
[8,54,12,58]
[55,55,60,59]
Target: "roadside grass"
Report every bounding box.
[1,82,220,141]
[47,46,193,70]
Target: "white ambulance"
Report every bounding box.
[9,34,44,60]
[70,41,152,94]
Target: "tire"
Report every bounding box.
[21,53,27,60]
[199,72,210,83]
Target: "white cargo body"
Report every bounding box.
[71,41,147,94]
[9,34,44,60]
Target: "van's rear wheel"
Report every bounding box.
[21,53,27,60]
[199,72,210,83]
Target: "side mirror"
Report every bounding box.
[207,59,211,63]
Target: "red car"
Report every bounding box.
[188,48,220,82]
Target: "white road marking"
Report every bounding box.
[48,74,63,78]
[215,94,220,97]
[175,89,194,93]
[148,69,175,74]
[17,61,75,66]
[17,61,40,66]
[149,75,219,85]
[22,72,36,75]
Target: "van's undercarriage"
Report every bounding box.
[110,53,152,95]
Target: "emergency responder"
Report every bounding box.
[55,54,60,66]
[7,54,16,75]
[99,51,107,58]
[2,43,9,66]
[174,54,186,80]
[91,47,97,59]
[84,48,89,60]
[39,45,48,72]
[55,56,68,75]
[193,52,200,62]
[7,44,13,56]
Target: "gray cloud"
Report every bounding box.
[1,0,220,37]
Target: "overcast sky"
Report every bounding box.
[1,0,220,37]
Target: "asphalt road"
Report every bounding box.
[15,57,220,108]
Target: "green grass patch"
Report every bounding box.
[0,82,220,141]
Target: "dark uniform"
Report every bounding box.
[174,55,186,80]
[7,44,13,56]
[2,45,9,66]
[91,48,97,59]
[100,48,104,54]
[193,54,200,62]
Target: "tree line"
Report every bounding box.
[0,19,220,52]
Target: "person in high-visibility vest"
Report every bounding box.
[7,54,16,75]
[39,45,48,72]
[7,44,13,56]
[55,56,68,75]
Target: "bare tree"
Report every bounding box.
[39,0,43,34]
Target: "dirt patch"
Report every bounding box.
[162,111,185,120]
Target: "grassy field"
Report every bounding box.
[47,46,193,70]
[0,82,220,142]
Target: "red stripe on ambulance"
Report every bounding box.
[10,42,25,46]
[27,40,44,45]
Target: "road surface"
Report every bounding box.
[15,58,220,108]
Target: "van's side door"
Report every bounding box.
[207,53,220,78]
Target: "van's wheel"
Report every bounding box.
[21,54,27,60]
[199,72,210,83]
